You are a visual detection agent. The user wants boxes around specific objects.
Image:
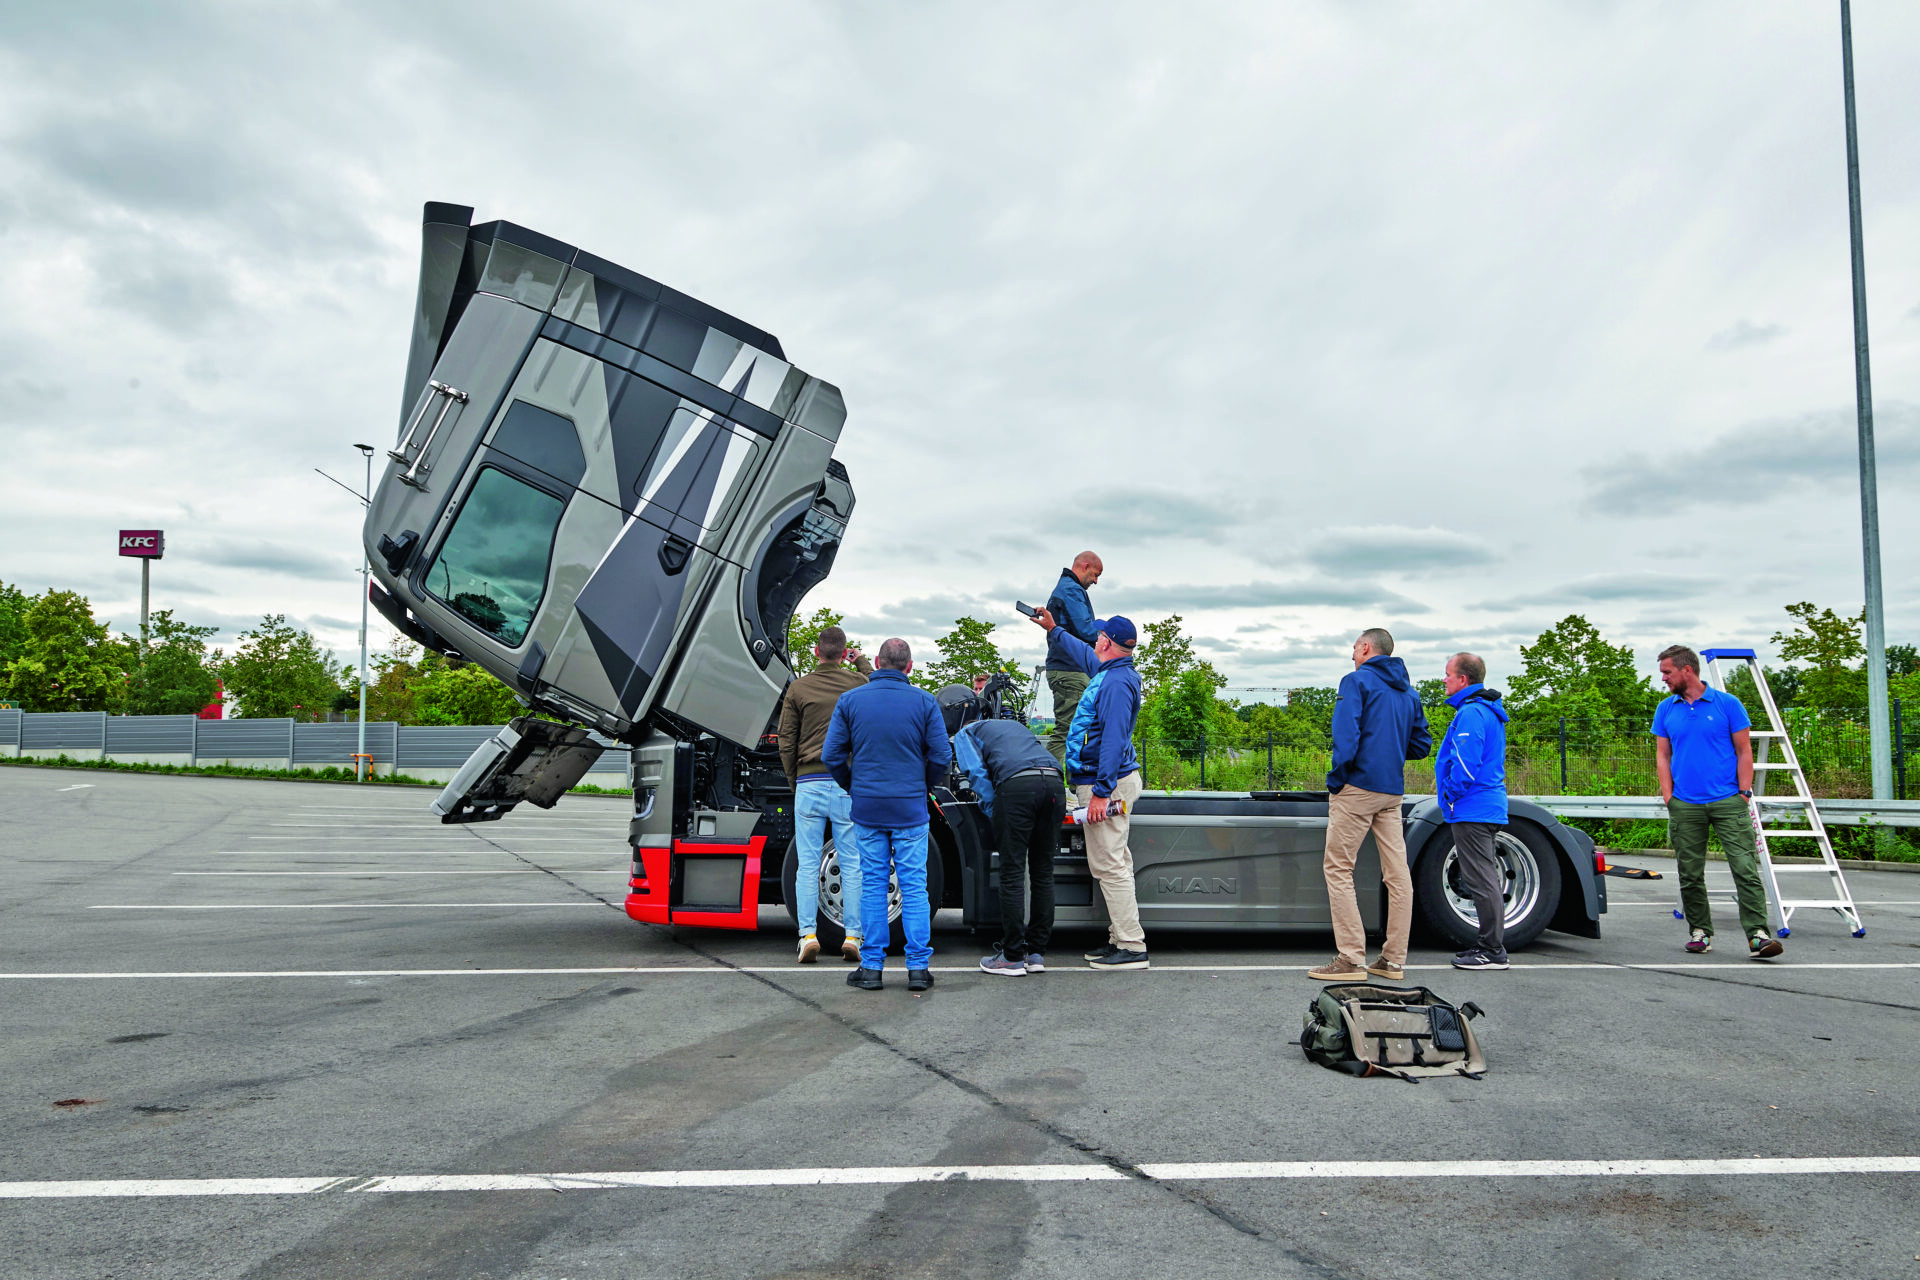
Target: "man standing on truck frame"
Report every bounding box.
[823,638,952,993]
[1311,627,1431,983]
[779,626,872,964]
[1435,651,1511,972]
[1028,605,1148,971]
[1653,644,1782,960]
[1043,552,1104,772]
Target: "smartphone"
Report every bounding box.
[1015,601,1038,618]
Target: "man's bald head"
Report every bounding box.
[1072,552,1104,586]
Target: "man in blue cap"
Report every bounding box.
[1027,605,1147,970]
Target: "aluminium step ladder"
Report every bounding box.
[1672,648,1864,939]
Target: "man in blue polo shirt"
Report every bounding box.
[1652,644,1782,960]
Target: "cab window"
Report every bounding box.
[424,467,564,647]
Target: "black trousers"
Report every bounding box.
[995,773,1064,956]
[1451,821,1507,956]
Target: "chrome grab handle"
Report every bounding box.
[399,381,468,489]
[388,383,441,463]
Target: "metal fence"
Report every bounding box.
[1138,702,1920,800]
[1,711,631,779]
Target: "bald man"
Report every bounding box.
[1044,551,1104,770]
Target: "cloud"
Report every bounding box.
[1705,318,1786,351]
[1034,487,1249,548]
[184,544,356,580]
[1580,402,1920,515]
[1121,579,1431,615]
[1303,525,1498,575]
[1475,571,1715,612]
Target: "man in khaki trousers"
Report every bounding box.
[1310,628,1432,982]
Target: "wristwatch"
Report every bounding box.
[1739,789,1753,798]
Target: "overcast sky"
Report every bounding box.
[3,1,1916,700]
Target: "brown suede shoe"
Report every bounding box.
[1307,957,1367,981]
[1367,959,1405,981]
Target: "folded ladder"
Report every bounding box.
[1679,649,1865,939]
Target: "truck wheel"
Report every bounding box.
[1414,822,1562,951]
[782,834,851,954]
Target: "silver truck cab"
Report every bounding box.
[364,203,852,821]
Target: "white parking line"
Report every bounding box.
[87,903,608,911]
[3,1156,1918,1198]
[5,961,1919,979]
[171,871,627,877]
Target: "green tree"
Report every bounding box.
[785,606,860,679]
[0,580,31,678]
[414,660,525,725]
[912,616,1030,714]
[352,637,425,724]
[1771,602,1866,712]
[1134,615,1226,703]
[2,590,134,712]
[126,610,221,715]
[220,614,344,720]
[1509,614,1654,723]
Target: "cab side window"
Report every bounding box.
[424,467,565,647]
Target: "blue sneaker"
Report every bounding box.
[1452,949,1509,971]
[1025,952,1046,973]
[980,950,1027,977]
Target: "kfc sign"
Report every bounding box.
[119,530,165,559]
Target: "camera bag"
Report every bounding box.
[1300,983,1486,1082]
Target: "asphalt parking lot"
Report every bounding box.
[1,766,1917,1280]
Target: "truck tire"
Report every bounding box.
[782,834,944,956]
[1414,821,1562,951]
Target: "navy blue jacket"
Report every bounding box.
[1043,569,1099,672]
[1435,684,1508,823]
[1051,628,1141,796]
[953,719,1059,818]
[1326,655,1432,795]
[822,668,952,830]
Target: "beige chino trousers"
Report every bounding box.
[1076,770,1145,949]
[1322,785,1411,969]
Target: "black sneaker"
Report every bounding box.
[846,967,883,990]
[1089,948,1149,971]
[907,969,934,992]
[1452,949,1509,971]
[1083,943,1120,962]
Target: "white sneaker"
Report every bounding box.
[798,934,820,964]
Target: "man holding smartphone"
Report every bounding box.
[1042,552,1104,771]
[1026,603,1147,971]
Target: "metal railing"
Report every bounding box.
[0,709,630,778]
[1135,702,1918,801]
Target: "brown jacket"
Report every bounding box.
[778,656,872,783]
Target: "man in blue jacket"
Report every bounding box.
[1310,627,1432,983]
[1028,604,1148,970]
[1434,652,1510,971]
[1043,552,1104,771]
[953,714,1065,976]
[823,637,952,993]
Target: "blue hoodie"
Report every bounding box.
[1050,627,1141,796]
[1326,655,1432,795]
[1434,684,1509,824]
[822,668,953,830]
[1043,569,1099,672]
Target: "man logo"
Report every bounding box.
[1158,876,1238,895]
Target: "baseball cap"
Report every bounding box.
[1097,616,1137,647]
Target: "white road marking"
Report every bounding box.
[4,961,1919,980]
[266,823,626,830]
[171,871,627,877]
[4,1157,1919,1198]
[1611,900,1920,907]
[206,850,625,855]
[87,903,607,911]
[56,784,95,791]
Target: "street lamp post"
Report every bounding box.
[354,444,374,779]
[1840,0,1891,800]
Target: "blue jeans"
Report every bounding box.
[793,779,859,940]
[854,822,931,971]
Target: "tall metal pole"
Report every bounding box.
[140,558,150,651]
[1841,0,1892,800]
[356,445,373,781]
